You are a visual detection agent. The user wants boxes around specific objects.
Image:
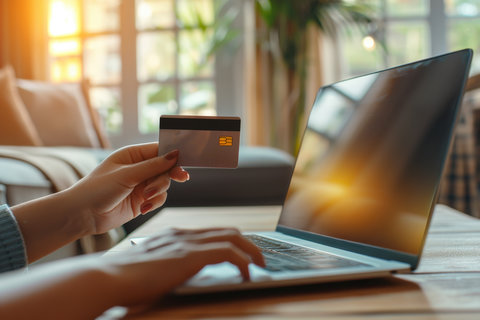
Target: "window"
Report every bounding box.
[49,0,122,135]
[135,0,217,134]
[48,0,229,147]
[338,0,480,79]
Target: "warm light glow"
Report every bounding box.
[52,63,63,82]
[49,39,81,57]
[50,58,82,82]
[49,0,80,37]
[137,1,153,22]
[362,35,376,51]
[66,61,81,80]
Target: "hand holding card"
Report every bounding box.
[158,115,241,168]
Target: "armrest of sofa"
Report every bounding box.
[0,157,54,205]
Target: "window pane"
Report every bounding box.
[386,22,429,67]
[446,0,480,16]
[83,0,120,33]
[177,0,214,27]
[84,35,121,84]
[136,0,175,30]
[50,57,82,82]
[179,29,214,78]
[138,83,178,133]
[49,0,80,37]
[49,38,81,57]
[386,0,428,16]
[137,32,176,81]
[89,87,122,133]
[341,29,384,78]
[180,81,216,115]
[448,19,480,74]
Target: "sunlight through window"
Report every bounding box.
[48,0,80,37]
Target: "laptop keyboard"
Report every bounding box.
[246,234,366,272]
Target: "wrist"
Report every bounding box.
[81,255,127,307]
[54,187,94,238]
[93,255,146,308]
[10,254,126,318]
[11,188,93,262]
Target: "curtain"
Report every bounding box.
[438,75,480,218]
[0,0,49,80]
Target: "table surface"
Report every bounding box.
[105,204,480,319]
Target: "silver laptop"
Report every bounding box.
[177,49,473,294]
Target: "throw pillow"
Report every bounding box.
[0,66,42,146]
[17,79,102,148]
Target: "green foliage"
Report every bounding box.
[147,86,175,104]
[256,0,374,71]
[177,0,240,71]
[255,0,375,154]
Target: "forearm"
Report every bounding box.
[0,255,122,320]
[11,188,91,262]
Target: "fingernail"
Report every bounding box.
[179,167,190,181]
[165,149,179,160]
[141,203,153,214]
[144,189,157,200]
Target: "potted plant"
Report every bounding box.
[255,0,373,154]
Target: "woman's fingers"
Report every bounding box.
[117,150,180,188]
[186,230,265,267]
[168,166,190,182]
[142,228,265,267]
[111,142,160,164]
[188,242,254,281]
[142,174,171,200]
[140,192,168,215]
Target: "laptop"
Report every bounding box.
[173,49,473,294]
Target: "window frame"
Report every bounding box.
[48,0,247,148]
[330,0,480,82]
[115,0,247,147]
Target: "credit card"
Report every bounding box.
[158,115,241,168]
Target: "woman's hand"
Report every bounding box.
[12,142,189,262]
[72,142,189,235]
[104,228,266,308]
[0,228,265,320]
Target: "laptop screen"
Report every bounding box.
[279,49,472,255]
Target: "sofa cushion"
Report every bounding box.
[16,79,102,148]
[0,66,42,146]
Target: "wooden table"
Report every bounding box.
[105,204,480,319]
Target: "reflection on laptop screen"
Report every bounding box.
[280,50,472,255]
